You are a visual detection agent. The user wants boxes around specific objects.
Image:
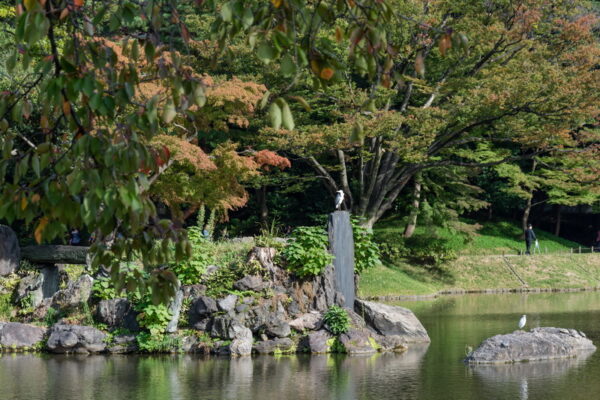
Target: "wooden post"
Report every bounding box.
[579,246,581,254]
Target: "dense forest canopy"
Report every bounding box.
[0,0,599,297]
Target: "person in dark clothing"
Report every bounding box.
[525,224,537,255]
[69,229,81,245]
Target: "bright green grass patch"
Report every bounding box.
[358,263,442,297]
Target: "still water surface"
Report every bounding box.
[2,291,600,400]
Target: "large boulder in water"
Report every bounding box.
[0,225,19,276]
[355,299,430,343]
[46,324,107,354]
[465,327,596,364]
[0,322,46,350]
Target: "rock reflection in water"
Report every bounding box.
[468,350,594,400]
[0,345,429,400]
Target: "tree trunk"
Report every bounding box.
[403,174,422,238]
[256,186,268,228]
[554,205,562,236]
[521,159,538,233]
[522,194,533,233]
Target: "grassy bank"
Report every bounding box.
[357,253,600,298]
[359,219,599,298]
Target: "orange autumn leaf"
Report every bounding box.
[74,0,84,8]
[60,8,70,20]
[31,193,41,203]
[335,27,343,43]
[34,217,49,244]
[320,67,334,80]
[271,0,282,8]
[62,99,71,116]
[21,197,27,211]
[414,51,425,77]
[438,33,452,57]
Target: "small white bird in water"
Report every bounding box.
[334,190,344,210]
[518,314,527,330]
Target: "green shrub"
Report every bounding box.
[375,231,456,266]
[404,234,457,265]
[352,220,380,274]
[283,226,333,278]
[323,305,350,335]
[171,225,215,285]
[0,293,12,320]
[135,299,173,336]
[92,277,118,300]
[136,332,181,353]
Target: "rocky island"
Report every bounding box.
[465,327,596,364]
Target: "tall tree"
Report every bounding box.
[243,0,600,227]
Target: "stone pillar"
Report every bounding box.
[0,225,20,276]
[328,211,355,308]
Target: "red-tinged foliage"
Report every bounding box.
[253,150,291,171]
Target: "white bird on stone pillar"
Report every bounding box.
[334,190,344,210]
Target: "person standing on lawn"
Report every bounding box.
[525,224,537,255]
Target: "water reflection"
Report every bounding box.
[469,351,594,382]
[4,291,600,399]
[0,346,430,400]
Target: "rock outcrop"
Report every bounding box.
[14,267,60,308]
[465,327,596,364]
[355,299,430,343]
[96,298,139,331]
[253,338,296,354]
[0,225,20,276]
[234,275,268,291]
[338,328,378,354]
[20,245,88,265]
[107,334,138,354]
[49,274,94,311]
[0,322,46,350]
[289,311,322,331]
[46,323,107,354]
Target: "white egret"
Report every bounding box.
[518,314,527,330]
[334,190,344,210]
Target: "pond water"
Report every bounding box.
[2,291,600,400]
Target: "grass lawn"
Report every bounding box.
[359,218,599,298]
[357,263,442,298]
[358,253,600,298]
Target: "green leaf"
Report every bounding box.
[260,90,270,110]
[280,55,297,77]
[194,85,206,107]
[32,154,40,178]
[242,8,254,29]
[268,102,282,129]
[281,100,294,130]
[257,42,277,64]
[162,100,176,123]
[221,2,233,22]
